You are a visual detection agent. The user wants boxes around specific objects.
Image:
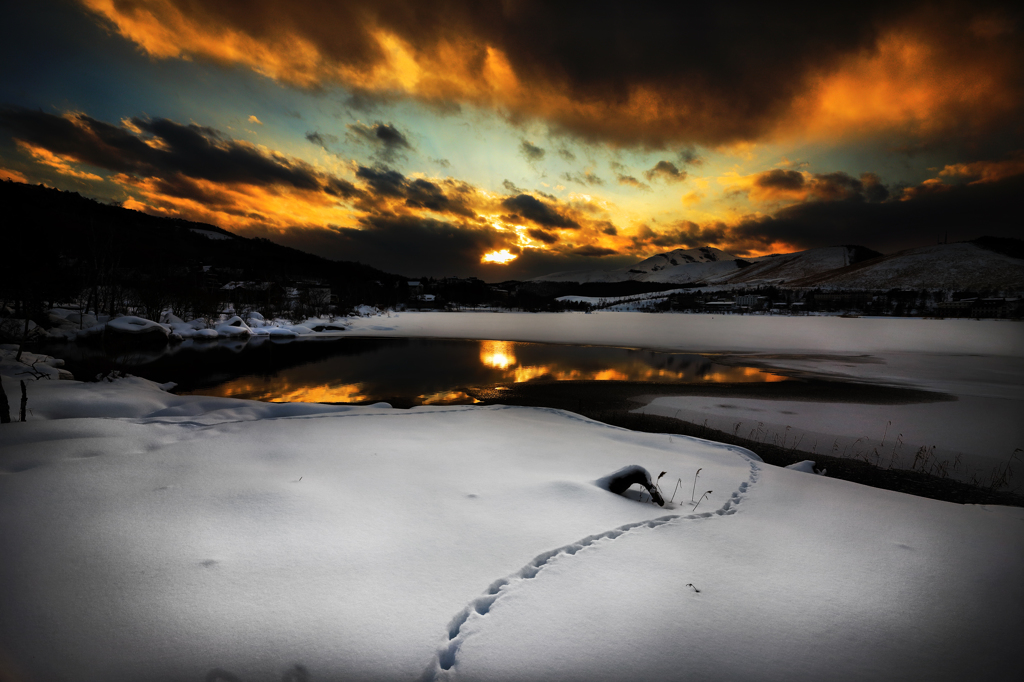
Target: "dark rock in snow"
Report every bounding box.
[597,465,665,506]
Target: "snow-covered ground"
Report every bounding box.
[0,377,1021,681]
[1,312,1022,680]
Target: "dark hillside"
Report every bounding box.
[0,180,405,319]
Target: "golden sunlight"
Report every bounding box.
[480,340,517,369]
[482,249,517,264]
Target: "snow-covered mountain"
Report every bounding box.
[788,242,1024,290]
[533,240,1023,290]
[537,247,745,283]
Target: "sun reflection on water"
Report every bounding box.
[208,379,371,403]
[184,339,788,405]
[480,340,517,369]
[480,342,786,385]
[419,390,481,405]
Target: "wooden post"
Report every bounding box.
[0,379,10,423]
[20,380,27,422]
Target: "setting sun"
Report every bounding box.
[482,249,517,264]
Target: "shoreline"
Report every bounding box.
[454,380,1022,507]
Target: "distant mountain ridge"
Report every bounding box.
[533,240,1023,290]
[0,180,403,285]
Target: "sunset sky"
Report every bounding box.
[1,1,1021,279]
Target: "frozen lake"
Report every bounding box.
[27,312,1024,487]
[37,336,789,406]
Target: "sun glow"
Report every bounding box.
[482,249,517,264]
[480,340,517,369]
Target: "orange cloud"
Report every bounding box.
[0,167,28,183]
[114,172,358,234]
[788,20,1019,142]
[15,140,104,181]
[938,154,1024,184]
[79,1,1021,148]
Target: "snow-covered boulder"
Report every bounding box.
[0,347,73,380]
[785,460,826,475]
[214,316,253,337]
[159,311,185,325]
[353,304,379,316]
[104,316,171,346]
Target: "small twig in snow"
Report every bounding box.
[692,490,712,512]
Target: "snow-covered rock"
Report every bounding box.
[784,460,826,475]
[0,347,72,380]
[214,316,253,337]
[105,316,170,337]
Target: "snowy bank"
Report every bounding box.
[0,377,1021,681]
[342,311,1023,356]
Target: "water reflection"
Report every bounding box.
[181,338,786,404]
[215,380,371,404]
[39,336,787,406]
[477,339,786,386]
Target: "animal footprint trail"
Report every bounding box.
[422,459,761,681]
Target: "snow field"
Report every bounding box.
[0,379,753,681]
[1,377,1021,680]
[452,466,1024,682]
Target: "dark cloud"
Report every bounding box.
[354,164,407,198]
[644,160,686,183]
[755,169,805,192]
[731,169,1023,254]
[630,220,728,251]
[678,147,704,166]
[320,176,362,199]
[250,215,506,278]
[562,170,605,186]
[305,130,338,149]
[355,165,476,216]
[616,174,650,191]
[347,121,412,162]
[501,193,579,228]
[860,173,890,203]
[599,222,618,236]
[430,157,451,168]
[750,169,891,203]
[508,248,637,280]
[502,179,524,194]
[0,107,346,194]
[87,1,1024,148]
[572,245,618,256]
[519,140,545,162]
[557,148,576,162]
[527,228,559,244]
